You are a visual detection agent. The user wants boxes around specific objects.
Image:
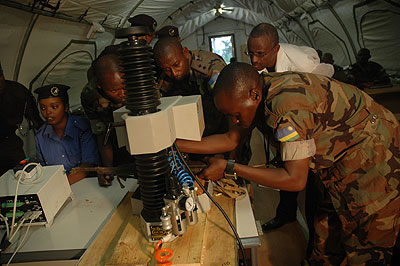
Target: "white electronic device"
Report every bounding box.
[113,95,205,155]
[0,165,74,227]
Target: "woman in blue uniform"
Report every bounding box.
[34,84,99,184]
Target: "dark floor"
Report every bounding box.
[248,128,307,266]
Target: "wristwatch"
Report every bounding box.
[224,159,237,180]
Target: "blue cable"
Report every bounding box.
[168,151,194,188]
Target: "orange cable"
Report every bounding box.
[155,239,173,266]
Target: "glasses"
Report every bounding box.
[245,44,277,58]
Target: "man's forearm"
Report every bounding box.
[199,157,310,191]
[234,160,309,191]
[176,125,248,154]
[67,162,93,184]
[97,134,113,167]
[177,133,237,154]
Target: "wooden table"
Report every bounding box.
[78,193,237,266]
[364,84,400,120]
[363,84,400,96]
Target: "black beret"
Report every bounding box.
[128,14,157,33]
[34,84,70,101]
[156,25,179,38]
[357,48,371,58]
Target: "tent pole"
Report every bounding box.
[326,3,357,58]
[13,13,39,82]
[111,0,146,44]
[0,1,114,30]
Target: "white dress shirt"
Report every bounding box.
[259,43,334,77]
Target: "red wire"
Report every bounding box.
[155,239,173,266]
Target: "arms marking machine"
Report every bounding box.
[113,26,207,242]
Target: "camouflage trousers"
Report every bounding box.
[308,167,400,265]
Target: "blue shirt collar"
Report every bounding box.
[42,115,74,139]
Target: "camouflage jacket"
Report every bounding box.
[158,50,228,137]
[80,78,124,135]
[256,72,400,217]
[158,50,226,97]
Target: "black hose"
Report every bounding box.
[173,142,249,266]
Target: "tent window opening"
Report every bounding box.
[209,34,236,64]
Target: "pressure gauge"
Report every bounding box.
[184,197,195,212]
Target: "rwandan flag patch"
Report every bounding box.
[275,125,300,142]
[208,73,219,88]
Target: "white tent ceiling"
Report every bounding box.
[1,0,399,159]
[9,0,331,39]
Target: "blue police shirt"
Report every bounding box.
[35,115,100,174]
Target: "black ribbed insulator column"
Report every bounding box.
[116,26,168,222]
[118,39,160,115]
[135,150,170,221]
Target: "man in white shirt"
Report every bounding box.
[246,23,334,234]
[247,23,334,76]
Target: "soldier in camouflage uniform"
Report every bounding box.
[177,62,400,265]
[154,37,228,138]
[81,54,131,185]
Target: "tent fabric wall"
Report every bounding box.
[181,17,253,63]
[0,6,31,80]
[360,10,400,73]
[0,5,114,160]
[1,0,399,97]
[1,0,400,160]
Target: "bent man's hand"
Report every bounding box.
[199,157,227,181]
[98,174,113,186]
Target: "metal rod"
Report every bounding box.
[110,0,146,45]
[326,3,357,58]
[308,20,352,65]
[0,0,114,30]
[13,13,39,81]
[120,0,146,28]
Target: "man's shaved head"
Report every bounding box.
[249,23,279,45]
[214,62,263,128]
[94,54,126,104]
[247,23,280,71]
[94,54,122,80]
[154,37,183,60]
[153,37,190,81]
[214,62,260,98]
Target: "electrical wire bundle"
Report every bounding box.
[0,162,43,265]
[168,150,194,188]
[172,142,248,266]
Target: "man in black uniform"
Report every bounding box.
[346,48,391,89]
[321,52,348,83]
[156,25,180,40]
[0,62,43,175]
[128,14,157,44]
[86,14,157,82]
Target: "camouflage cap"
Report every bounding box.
[156,25,179,38]
[128,14,157,33]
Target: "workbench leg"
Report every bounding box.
[251,247,258,266]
